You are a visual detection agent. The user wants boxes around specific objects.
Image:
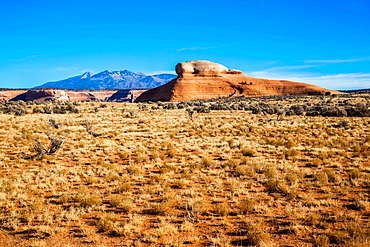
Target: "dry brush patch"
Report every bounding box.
[0,94,369,246]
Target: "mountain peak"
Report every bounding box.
[81,71,94,79]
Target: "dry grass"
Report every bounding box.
[0,94,369,246]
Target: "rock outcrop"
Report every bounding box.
[0,89,147,102]
[0,90,27,101]
[25,90,71,101]
[136,60,339,102]
[175,60,228,76]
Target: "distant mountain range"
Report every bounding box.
[34,70,177,90]
[338,88,370,93]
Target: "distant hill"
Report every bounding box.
[339,88,370,93]
[34,70,176,90]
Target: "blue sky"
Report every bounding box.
[1,0,369,90]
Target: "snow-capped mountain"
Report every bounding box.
[34,70,176,90]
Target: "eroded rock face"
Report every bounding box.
[25,90,70,101]
[0,89,147,102]
[175,60,228,76]
[136,60,339,102]
[0,90,27,101]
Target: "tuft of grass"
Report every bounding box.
[241,148,257,157]
[238,198,256,214]
[188,199,210,217]
[77,194,102,208]
[214,203,231,216]
[200,156,215,168]
[96,214,117,232]
[264,179,290,194]
[313,234,330,247]
[150,200,174,215]
[245,222,271,246]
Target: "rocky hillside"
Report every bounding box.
[34,70,176,90]
[136,60,339,102]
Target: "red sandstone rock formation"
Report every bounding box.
[25,90,70,101]
[65,91,117,101]
[0,89,146,102]
[0,90,27,101]
[136,60,339,102]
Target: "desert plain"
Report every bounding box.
[0,93,369,246]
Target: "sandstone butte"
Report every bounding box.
[135,60,340,102]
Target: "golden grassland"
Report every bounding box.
[0,94,369,247]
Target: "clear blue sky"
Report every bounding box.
[1,0,369,90]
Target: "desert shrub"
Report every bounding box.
[263,166,278,178]
[286,104,306,115]
[166,147,178,158]
[193,106,211,113]
[49,118,62,129]
[285,170,304,184]
[313,234,330,247]
[58,194,72,204]
[242,148,256,157]
[200,157,215,168]
[353,198,368,211]
[33,134,66,157]
[42,105,52,114]
[282,149,299,159]
[323,168,338,182]
[338,119,349,127]
[313,170,329,184]
[159,163,178,174]
[344,221,369,241]
[32,107,44,113]
[306,213,323,226]
[249,105,262,114]
[0,103,28,116]
[238,198,256,214]
[114,182,133,193]
[77,194,102,208]
[188,199,210,216]
[121,200,136,212]
[235,165,255,176]
[214,203,231,216]
[306,105,347,117]
[0,213,20,231]
[284,140,297,148]
[226,159,241,169]
[210,103,231,111]
[348,168,361,180]
[109,195,126,207]
[186,109,195,118]
[97,214,116,232]
[149,174,166,185]
[177,102,188,109]
[126,165,141,175]
[264,179,289,194]
[245,222,271,246]
[163,103,177,109]
[84,119,100,137]
[345,103,370,117]
[150,200,174,215]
